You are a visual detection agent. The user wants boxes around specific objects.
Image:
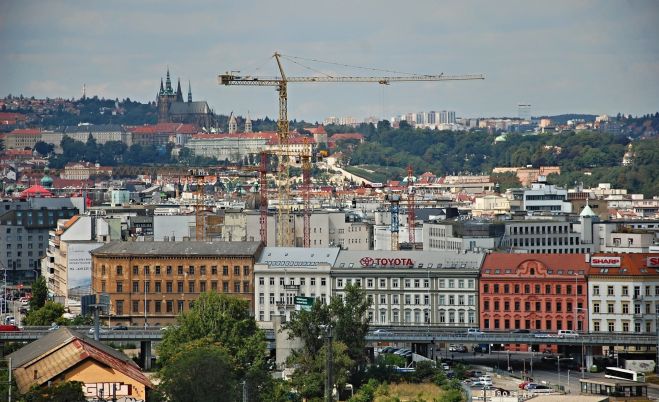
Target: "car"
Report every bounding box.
[88,327,109,335]
[467,328,484,335]
[48,323,60,331]
[512,329,530,334]
[373,329,392,336]
[534,332,551,338]
[4,316,15,325]
[448,344,458,352]
[441,363,450,371]
[458,345,468,353]
[557,330,578,337]
[380,346,398,354]
[111,325,128,330]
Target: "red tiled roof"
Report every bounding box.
[4,149,33,156]
[329,133,364,141]
[9,128,41,135]
[482,253,590,276]
[19,185,53,198]
[307,126,326,135]
[587,253,659,276]
[129,123,199,134]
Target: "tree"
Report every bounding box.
[24,301,66,326]
[157,340,239,402]
[30,276,48,310]
[157,292,272,401]
[330,283,371,367]
[22,381,86,401]
[33,141,54,156]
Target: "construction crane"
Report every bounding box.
[219,52,484,246]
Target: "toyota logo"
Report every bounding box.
[360,257,374,267]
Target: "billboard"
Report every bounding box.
[590,256,621,267]
[67,243,103,295]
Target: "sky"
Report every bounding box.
[1,1,658,123]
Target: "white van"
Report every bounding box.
[478,375,492,386]
[557,330,578,337]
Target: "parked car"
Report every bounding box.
[4,316,15,325]
[373,329,392,336]
[467,328,484,335]
[557,330,578,337]
[380,346,398,354]
[111,325,128,330]
[0,324,20,332]
[88,327,109,335]
[512,329,530,334]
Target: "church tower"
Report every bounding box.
[244,111,252,133]
[188,81,192,102]
[228,114,238,134]
[176,78,183,102]
[157,68,178,123]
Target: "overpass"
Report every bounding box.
[1,327,656,346]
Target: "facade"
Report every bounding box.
[61,162,113,180]
[185,132,274,162]
[0,207,78,282]
[587,253,659,354]
[4,128,41,150]
[501,218,594,254]
[91,241,262,326]
[479,253,588,352]
[423,220,505,252]
[254,247,340,324]
[331,250,484,328]
[8,328,152,399]
[522,179,572,214]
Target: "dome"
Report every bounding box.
[40,174,54,188]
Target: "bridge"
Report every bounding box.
[1,327,656,346]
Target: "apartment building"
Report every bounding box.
[91,241,262,327]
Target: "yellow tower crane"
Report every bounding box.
[219,52,484,246]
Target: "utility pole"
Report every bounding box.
[321,325,334,402]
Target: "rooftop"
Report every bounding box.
[91,240,262,257]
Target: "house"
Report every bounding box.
[8,327,153,400]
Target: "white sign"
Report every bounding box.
[591,256,621,267]
[67,243,103,292]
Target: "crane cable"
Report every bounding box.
[279,53,428,77]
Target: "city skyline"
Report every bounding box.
[1,1,658,123]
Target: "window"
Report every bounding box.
[593,303,600,313]
[133,266,138,275]
[155,265,161,275]
[166,265,172,275]
[484,284,489,293]
[144,265,150,275]
[622,286,629,296]
[392,279,399,288]
[234,266,240,275]
[222,266,229,276]
[177,281,184,293]
[234,282,241,293]
[321,278,326,286]
[116,281,123,292]
[116,266,123,275]
[132,301,139,313]
[155,301,161,313]
[379,279,386,288]
[607,286,614,296]
[116,300,123,315]
[166,282,173,293]
[211,281,217,291]
[178,266,184,275]
[132,281,139,292]
[593,321,600,332]
[200,266,206,275]
[607,303,614,314]
[155,282,161,293]
[211,266,218,275]
[593,285,600,296]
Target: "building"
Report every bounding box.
[587,253,659,355]
[423,220,505,252]
[501,217,594,254]
[185,132,275,162]
[479,253,588,352]
[61,162,113,180]
[90,241,262,326]
[8,327,153,400]
[254,247,340,324]
[522,178,572,214]
[331,250,484,329]
[4,128,41,150]
[0,206,78,282]
[157,69,216,128]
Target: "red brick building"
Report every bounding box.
[479,253,589,352]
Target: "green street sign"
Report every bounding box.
[294,296,315,307]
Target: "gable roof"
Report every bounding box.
[8,327,152,393]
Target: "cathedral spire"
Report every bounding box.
[244,111,252,133]
[159,78,164,95]
[187,81,192,103]
[165,67,173,94]
[176,78,183,102]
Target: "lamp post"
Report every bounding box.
[576,307,588,377]
[320,324,334,402]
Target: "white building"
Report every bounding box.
[587,253,659,354]
[254,247,341,325]
[522,177,572,214]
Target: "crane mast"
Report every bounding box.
[219,52,484,247]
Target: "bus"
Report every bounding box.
[604,367,646,382]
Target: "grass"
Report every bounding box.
[374,383,447,402]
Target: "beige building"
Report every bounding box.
[4,128,41,150]
[91,241,262,326]
[62,161,113,180]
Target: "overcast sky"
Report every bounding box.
[1,1,658,123]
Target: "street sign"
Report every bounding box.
[294,296,315,311]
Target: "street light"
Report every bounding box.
[576,307,588,378]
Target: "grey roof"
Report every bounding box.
[169,101,211,115]
[333,250,485,270]
[257,247,340,267]
[91,240,262,257]
[8,327,133,368]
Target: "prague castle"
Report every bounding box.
[156,68,217,129]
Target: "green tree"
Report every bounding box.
[158,340,239,402]
[330,283,371,367]
[157,292,272,401]
[30,276,48,310]
[33,141,54,156]
[22,381,86,402]
[24,301,66,326]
